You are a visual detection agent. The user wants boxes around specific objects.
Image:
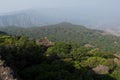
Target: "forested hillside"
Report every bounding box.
[0,31,7,35]
[0,33,120,80]
[1,22,120,52]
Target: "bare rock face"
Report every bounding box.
[84,44,94,48]
[92,65,109,74]
[36,37,54,47]
[113,54,120,65]
[0,60,17,80]
[113,54,120,59]
[114,58,120,65]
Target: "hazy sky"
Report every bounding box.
[0,0,120,13]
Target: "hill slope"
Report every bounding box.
[0,22,120,52]
[0,31,7,35]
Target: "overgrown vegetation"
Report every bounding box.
[0,33,120,80]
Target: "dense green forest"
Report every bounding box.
[0,32,120,80]
[1,22,120,52]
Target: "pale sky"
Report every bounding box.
[0,0,120,13]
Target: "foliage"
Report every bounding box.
[81,57,106,68]
[0,34,118,80]
[111,67,120,80]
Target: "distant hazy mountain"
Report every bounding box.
[0,9,108,28]
[0,9,65,27]
[0,9,113,27]
[0,31,7,35]
[0,10,57,27]
[0,9,82,27]
[0,9,120,36]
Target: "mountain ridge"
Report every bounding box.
[0,9,120,36]
[0,22,119,52]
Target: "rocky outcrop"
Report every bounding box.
[113,54,120,59]
[0,60,17,80]
[113,54,120,65]
[114,58,120,65]
[92,65,109,74]
[84,44,94,48]
[36,37,54,47]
